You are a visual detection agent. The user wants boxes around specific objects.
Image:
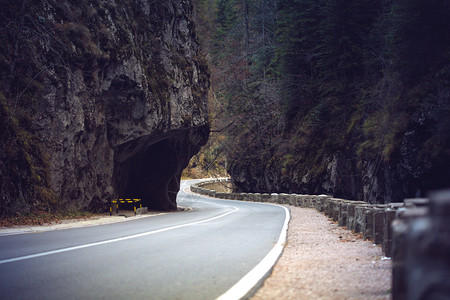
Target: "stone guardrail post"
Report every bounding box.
[316,195,328,212]
[325,199,334,218]
[391,203,430,299]
[289,194,298,206]
[338,201,349,227]
[252,193,261,202]
[403,190,450,300]
[260,194,271,202]
[346,201,366,231]
[383,203,402,257]
[373,206,388,245]
[333,199,343,221]
[353,204,370,234]
[363,207,375,240]
[291,194,301,206]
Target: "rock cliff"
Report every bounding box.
[0,0,209,215]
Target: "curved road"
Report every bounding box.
[0,180,289,300]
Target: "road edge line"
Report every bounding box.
[216,203,291,300]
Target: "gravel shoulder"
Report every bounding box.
[252,206,392,300]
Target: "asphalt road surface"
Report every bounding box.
[0,180,289,300]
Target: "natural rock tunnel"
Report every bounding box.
[113,127,208,211]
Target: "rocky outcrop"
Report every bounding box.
[0,0,209,215]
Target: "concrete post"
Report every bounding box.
[338,201,349,227]
[383,207,397,257]
[372,207,386,245]
[363,207,374,240]
[405,190,450,300]
[354,204,371,234]
[391,207,429,300]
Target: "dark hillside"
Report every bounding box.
[196,0,450,203]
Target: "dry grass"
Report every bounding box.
[0,210,97,227]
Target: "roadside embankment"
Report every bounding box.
[252,206,391,299]
[191,179,450,300]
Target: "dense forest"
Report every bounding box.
[193,0,450,203]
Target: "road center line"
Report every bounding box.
[0,207,239,265]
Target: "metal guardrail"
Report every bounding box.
[110,198,142,216]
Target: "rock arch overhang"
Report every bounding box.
[0,0,210,216]
[113,126,209,211]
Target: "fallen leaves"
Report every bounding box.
[0,210,97,227]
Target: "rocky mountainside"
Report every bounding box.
[0,0,209,216]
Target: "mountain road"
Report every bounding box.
[0,180,289,300]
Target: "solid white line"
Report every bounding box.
[216,203,290,300]
[0,207,238,265]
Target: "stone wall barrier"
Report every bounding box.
[191,179,423,261]
[191,180,450,299]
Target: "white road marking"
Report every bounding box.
[0,207,238,265]
[0,213,167,237]
[216,203,290,300]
